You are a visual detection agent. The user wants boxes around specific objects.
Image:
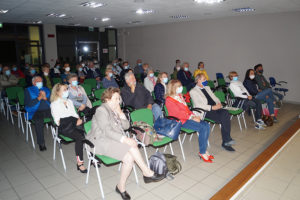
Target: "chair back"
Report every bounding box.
[217,78,226,87]
[84,79,97,90]
[84,121,92,133]
[207,80,215,90]
[182,86,188,95]
[94,89,105,100]
[81,83,92,96]
[130,108,154,126]
[92,100,102,107]
[214,91,226,103]
[6,86,23,101]
[269,77,276,87]
[53,78,62,85]
[17,90,25,106]
[17,78,26,88]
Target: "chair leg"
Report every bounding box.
[94,161,105,199]
[142,145,150,167]
[28,123,35,149]
[211,124,216,133]
[8,105,14,125]
[182,133,187,144]
[59,143,66,172]
[237,115,243,132]
[242,113,247,129]
[178,135,186,161]
[86,156,92,184]
[169,143,174,155]
[118,163,122,171]
[53,139,57,160]
[18,112,24,134]
[189,134,193,142]
[132,165,139,184]
[26,121,29,142]
[251,109,256,123]
[163,145,168,152]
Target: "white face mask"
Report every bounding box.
[249,75,255,80]
[176,86,183,94]
[176,67,180,71]
[65,67,70,72]
[44,72,48,76]
[149,73,154,78]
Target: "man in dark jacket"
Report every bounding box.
[39,64,53,89]
[177,62,195,91]
[121,72,162,120]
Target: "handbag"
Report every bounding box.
[154,117,182,140]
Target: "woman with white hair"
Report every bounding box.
[143,69,157,93]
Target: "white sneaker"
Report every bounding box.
[255,124,265,130]
[257,119,267,127]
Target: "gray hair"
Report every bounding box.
[67,73,78,81]
[181,62,189,68]
[32,76,42,84]
[124,72,134,81]
[195,73,205,83]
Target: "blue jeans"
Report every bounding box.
[255,88,275,115]
[152,103,163,121]
[182,120,210,154]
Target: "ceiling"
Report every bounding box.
[0,0,300,28]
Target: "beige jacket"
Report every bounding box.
[190,86,221,120]
[86,103,130,157]
[0,74,18,91]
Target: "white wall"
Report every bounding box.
[43,24,58,68]
[118,12,300,103]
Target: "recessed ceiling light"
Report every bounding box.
[25,20,42,24]
[194,0,224,4]
[46,13,67,18]
[80,2,106,8]
[69,23,81,26]
[136,8,154,15]
[233,7,255,12]
[170,15,190,19]
[101,17,110,22]
[127,20,144,24]
[107,25,114,28]
[0,9,8,14]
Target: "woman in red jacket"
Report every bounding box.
[165,80,213,163]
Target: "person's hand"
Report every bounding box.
[266,95,269,99]
[147,104,152,110]
[124,138,137,147]
[79,104,86,111]
[130,83,135,93]
[37,91,43,101]
[192,116,201,122]
[212,103,222,110]
[248,96,253,100]
[258,89,262,92]
[76,118,83,126]
[96,77,100,81]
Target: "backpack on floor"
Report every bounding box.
[164,154,182,176]
[149,152,168,177]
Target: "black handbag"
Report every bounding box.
[154,117,182,140]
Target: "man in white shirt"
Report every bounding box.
[229,71,265,129]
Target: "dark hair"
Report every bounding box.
[244,69,255,82]
[254,64,262,71]
[175,59,180,63]
[198,61,204,67]
[101,87,121,103]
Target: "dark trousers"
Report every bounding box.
[32,109,52,146]
[205,109,232,144]
[60,128,85,161]
[242,99,262,121]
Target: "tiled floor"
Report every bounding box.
[0,103,299,200]
[237,129,300,200]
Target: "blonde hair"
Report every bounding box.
[165,79,182,98]
[50,83,66,102]
[228,71,238,80]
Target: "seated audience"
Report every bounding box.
[85,60,102,88]
[190,74,235,151]
[0,66,18,96]
[87,87,164,199]
[40,64,53,89]
[11,65,25,78]
[172,60,181,80]
[244,69,278,122]
[254,64,283,102]
[144,69,157,93]
[165,80,212,162]
[112,59,123,76]
[120,61,131,86]
[61,63,71,84]
[24,76,51,151]
[50,63,62,78]
[193,61,209,80]
[75,64,86,84]
[134,58,143,78]
[154,72,168,106]
[229,71,266,129]
[25,66,37,87]
[50,83,88,173]
[121,72,163,120]
[141,63,150,82]
[102,67,119,89]
[67,73,92,113]
[177,62,195,91]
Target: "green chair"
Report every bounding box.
[16,90,25,134]
[81,83,93,100]
[94,89,105,100]
[182,86,188,95]
[17,78,26,88]
[92,100,102,107]
[207,80,215,91]
[5,86,23,125]
[84,121,139,199]
[84,78,97,90]
[53,77,62,85]
[214,91,246,132]
[130,108,174,166]
[154,71,159,77]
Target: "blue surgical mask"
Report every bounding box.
[109,73,113,77]
[202,80,208,86]
[113,63,117,66]
[124,66,129,69]
[163,77,168,84]
[5,70,11,76]
[138,63,142,66]
[36,82,43,89]
[176,86,183,94]
[149,73,154,78]
[78,67,82,72]
[12,67,17,71]
[184,67,189,71]
[30,69,36,74]
[62,91,69,99]
[56,65,60,69]
[233,76,238,81]
[71,81,78,86]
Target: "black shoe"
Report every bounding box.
[39,145,47,151]
[143,173,165,183]
[77,163,87,173]
[222,143,235,152]
[115,185,131,200]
